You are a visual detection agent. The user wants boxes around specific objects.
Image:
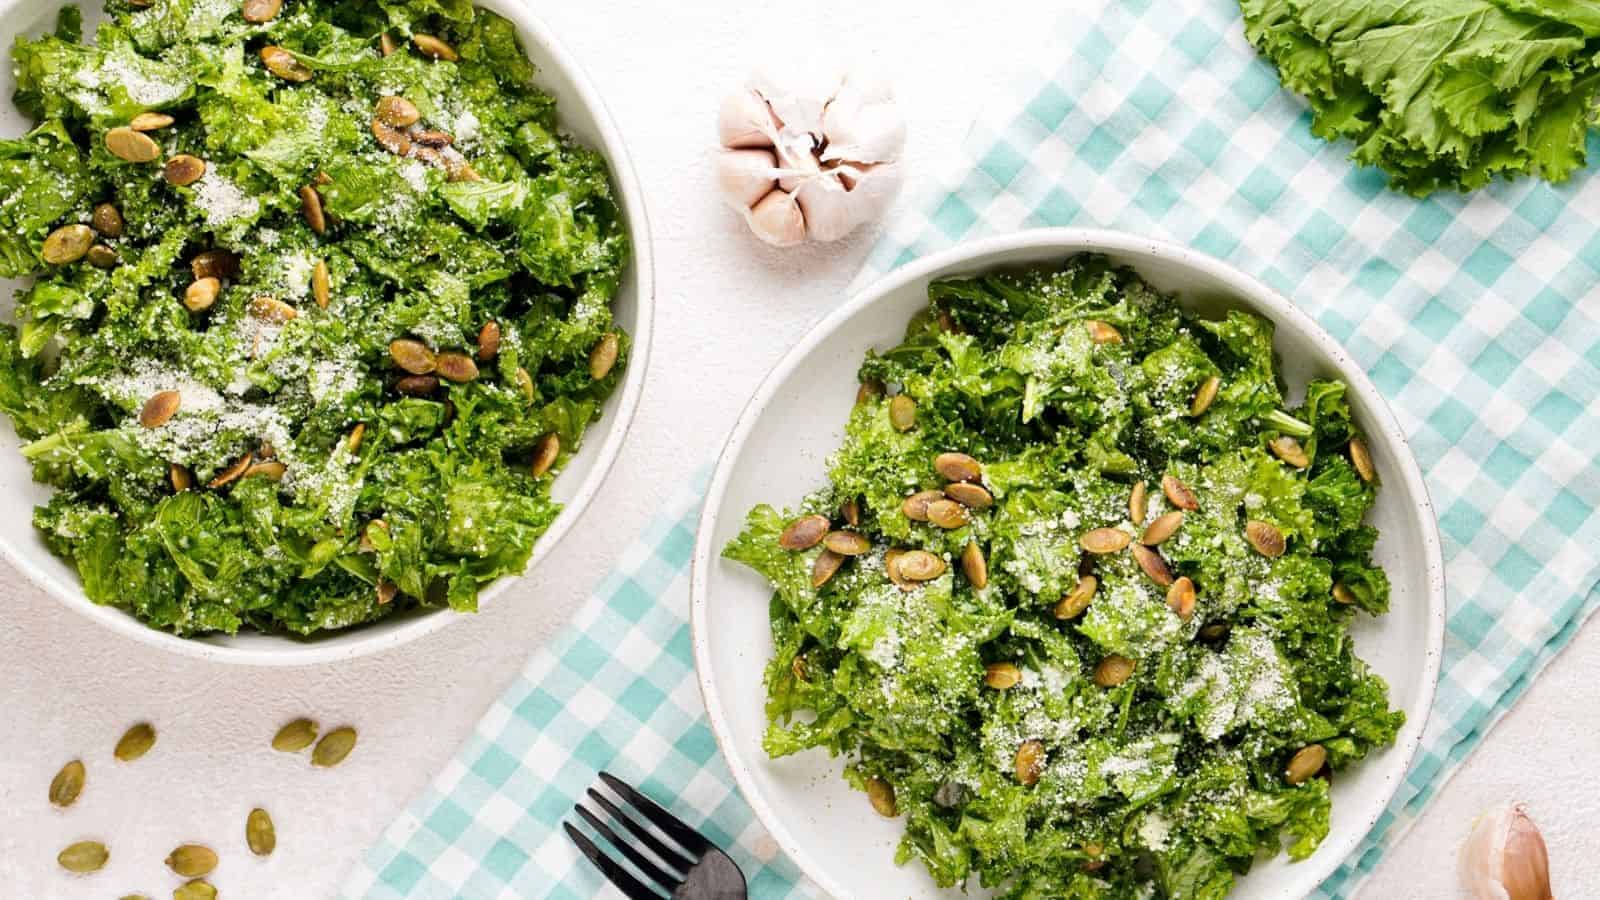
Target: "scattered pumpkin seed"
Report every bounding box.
[446,158,482,183]
[1349,437,1375,482]
[396,375,439,396]
[129,111,175,132]
[822,530,871,556]
[840,498,861,527]
[49,759,85,807]
[165,844,217,878]
[173,879,217,900]
[312,726,358,767]
[855,380,884,406]
[207,453,253,489]
[58,840,109,873]
[514,367,535,404]
[1014,740,1045,786]
[1086,319,1122,344]
[370,118,411,155]
[944,482,993,510]
[1190,375,1221,416]
[901,489,944,522]
[791,654,809,682]
[1128,480,1147,525]
[1131,542,1175,586]
[375,95,420,127]
[184,277,220,312]
[934,452,982,483]
[1332,583,1357,605]
[1198,621,1231,642]
[1140,510,1184,545]
[883,549,913,591]
[245,460,287,481]
[140,391,180,428]
[531,433,560,478]
[92,203,124,237]
[299,184,326,233]
[190,249,238,280]
[163,154,206,186]
[170,464,193,492]
[358,520,387,553]
[1167,576,1197,621]
[1245,520,1286,557]
[114,723,156,761]
[1080,527,1130,554]
[261,45,312,81]
[1054,575,1097,620]
[1082,842,1106,872]
[779,515,829,551]
[86,244,118,268]
[936,308,958,334]
[1269,435,1310,469]
[389,339,437,374]
[984,661,1021,690]
[435,352,479,383]
[42,224,95,265]
[894,550,946,582]
[1285,744,1327,784]
[810,549,844,588]
[589,333,619,380]
[376,580,398,605]
[414,129,454,148]
[413,34,459,60]
[1093,655,1134,687]
[105,127,161,162]
[246,808,276,856]
[888,394,917,432]
[242,0,282,22]
[961,540,988,589]
[1161,474,1199,510]
[379,32,398,56]
[312,259,330,309]
[927,499,970,529]
[249,295,297,323]
[477,321,501,361]
[865,776,897,817]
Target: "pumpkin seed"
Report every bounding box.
[207,453,253,489]
[129,111,174,132]
[1082,842,1106,872]
[163,154,206,186]
[823,530,871,556]
[1054,575,1097,620]
[1086,319,1122,344]
[1140,510,1184,545]
[312,259,330,309]
[901,489,944,522]
[1093,655,1134,687]
[894,550,946,582]
[376,580,398,605]
[515,367,535,404]
[810,549,844,588]
[435,352,479,383]
[261,45,312,81]
[389,339,437,374]
[1349,437,1375,482]
[1190,375,1221,416]
[396,375,439,396]
[531,433,560,478]
[359,520,387,553]
[375,95,420,128]
[1285,744,1327,784]
[1198,621,1231,642]
[961,540,988,589]
[778,515,830,551]
[865,777,897,817]
[312,726,358,767]
[944,482,993,510]
[299,185,326,233]
[174,879,217,900]
[1080,527,1130,554]
[165,844,217,878]
[791,654,809,682]
[190,249,238,280]
[855,380,884,406]
[840,498,861,527]
[249,295,297,323]
[984,661,1021,690]
[1269,435,1310,469]
[1014,740,1045,786]
[1245,520,1286,557]
[1161,474,1199,511]
[49,759,85,807]
[414,130,454,148]
[245,460,287,481]
[370,118,411,155]
[1166,576,1196,620]
[86,244,118,268]
[589,333,619,380]
[42,224,95,265]
[105,127,161,162]
[888,394,917,431]
[92,203,125,238]
[184,277,220,312]
[345,422,368,452]
[413,34,459,60]
[1128,480,1147,525]
[446,159,481,183]
[380,32,398,56]
[936,309,958,334]
[58,840,109,873]
[934,452,982,483]
[271,718,318,752]
[477,321,500,361]
[246,807,275,856]
[927,499,970,529]
[1332,583,1357,605]
[170,464,193,492]
[140,391,180,428]
[242,0,282,22]
[883,549,913,591]
[114,723,156,761]
[1131,543,1174,586]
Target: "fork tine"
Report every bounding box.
[564,822,665,900]
[599,771,714,856]
[576,802,684,892]
[588,788,695,874]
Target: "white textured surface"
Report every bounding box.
[0,2,1592,899]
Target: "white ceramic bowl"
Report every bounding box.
[691,230,1445,899]
[0,0,653,665]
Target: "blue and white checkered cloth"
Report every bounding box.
[345,1,1600,897]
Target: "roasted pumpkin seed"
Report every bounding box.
[888,394,917,432]
[855,380,884,406]
[1198,621,1231,642]
[49,759,85,807]
[514,367,535,404]
[174,879,217,900]
[894,550,946,582]
[1093,655,1134,687]
[1190,375,1221,416]
[163,154,206,186]
[129,111,174,132]
[312,258,330,308]
[272,718,317,752]
[865,777,897,817]
[778,514,830,551]
[184,277,220,312]
[1086,319,1122,344]
[57,840,109,873]
[1128,480,1147,525]
[389,339,437,374]
[298,185,327,234]
[396,375,439,396]
[1245,520,1286,557]
[901,489,944,522]
[92,203,124,238]
[190,249,238,280]
[242,0,282,22]
[140,391,180,428]
[312,726,358,767]
[114,723,156,761]
[927,499,970,530]
[165,844,217,878]
[375,95,421,127]
[589,333,619,380]
[42,224,94,265]
[961,540,988,589]
[883,549,913,591]
[1285,744,1326,784]
[249,295,297,323]
[984,661,1021,690]
[840,498,861,527]
[370,118,411,155]
[1269,435,1310,469]
[380,32,398,56]
[414,129,454,148]
[207,453,253,489]
[531,433,560,478]
[823,530,871,556]
[413,34,459,60]
[105,127,161,162]
[1140,510,1184,545]
[446,158,481,183]
[86,244,118,268]
[1014,740,1045,786]
[1349,437,1375,482]
[944,482,993,510]
[1161,474,1199,510]
[261,45,312,81]
[1331,583,1357,605]
[435,352,479,383]
[246,807,276,856]
[170,464,193,492]
[245,460,287,481]
[1054,575,1097,620]
[477,321,500,360]
[1080,527,1131,554]
[934,452,982,483]
[1166,576,1196,620]
[1130,542,1174,586]
[811,549,844,588]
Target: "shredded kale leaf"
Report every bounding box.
[725,256,1403,898]
[3,0,628,636]
[1240,0,1600,195]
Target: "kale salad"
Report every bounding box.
[726,257,1402,898]
[0,0,628,635]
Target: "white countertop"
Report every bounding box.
[2,1,1594,898]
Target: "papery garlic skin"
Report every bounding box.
[1460,802,1553,900]
[714,70,906,246]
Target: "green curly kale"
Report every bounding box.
[1240,0,1600,195]
[725,257,1402,898]
[2,0,628,635]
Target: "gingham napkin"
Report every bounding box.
[345,1,1600,897]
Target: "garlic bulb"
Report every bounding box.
[715,70,905,246]
[1460,802,1553,900]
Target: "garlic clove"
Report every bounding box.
[820,79,906,164]
[716,149,780,211]
[1460,802,1553,900]
[791,177,857,243]
[718,89,778,149]
[745,189,807,247]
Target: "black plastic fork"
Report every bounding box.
[564,771,748,900]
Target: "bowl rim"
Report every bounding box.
[689,227,1446,898]
[0,0,656,666]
